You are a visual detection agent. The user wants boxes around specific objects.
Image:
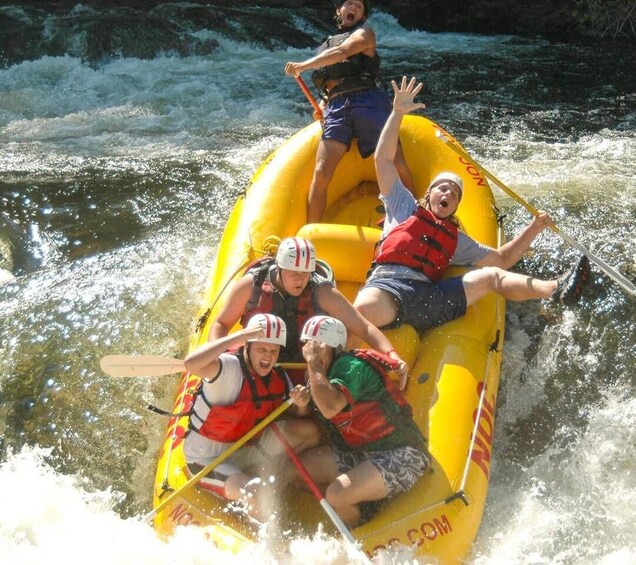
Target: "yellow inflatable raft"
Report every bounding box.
[152,115,506,562]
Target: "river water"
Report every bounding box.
[0,7,634,564]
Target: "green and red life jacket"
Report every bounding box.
[325,349,426,452]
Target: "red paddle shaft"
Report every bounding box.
[295,76,323,119]
[270,423,360,548]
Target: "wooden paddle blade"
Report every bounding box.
[99,355,185,377]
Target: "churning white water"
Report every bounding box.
[1,8,634,564]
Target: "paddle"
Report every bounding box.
[436,130,636,296]
[100,355,185,377]
[100,354,306,377]
[269,422,366,554]
[294,76,323,119]
[144,398,293,524]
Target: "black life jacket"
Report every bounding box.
[374,206,458,281]
[240,258,333,362]
[311,25,382,100]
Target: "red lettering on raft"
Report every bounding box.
[370,513,452,555]
[459,156,488,186]
[168,503,201,527]
[470,382,497,479]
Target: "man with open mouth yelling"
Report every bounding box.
[284,1,414,223]
[353,77,591,333]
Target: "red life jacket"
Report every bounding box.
[374,206,458,282]
[240,258,330,362]
[190,348,290,443]
[328,349,415,450]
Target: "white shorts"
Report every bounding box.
[185,422,288,498]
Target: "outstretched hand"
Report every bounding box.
[530,210,555,233]
[391,76,426,116]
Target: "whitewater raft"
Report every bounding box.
[152,115,506,562]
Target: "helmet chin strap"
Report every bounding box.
[273,267,289,296]
[244,343,256,371]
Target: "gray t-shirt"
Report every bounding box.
[368,178,491,283]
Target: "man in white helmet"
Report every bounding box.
[294,315,429,527]
[183,313,317,521]
[354,77,590,333]
[209,236,407,385]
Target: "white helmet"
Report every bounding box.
[300,315,347,350]
[276,237,316,272]
[429,172,464,197]
[245,313,287,346]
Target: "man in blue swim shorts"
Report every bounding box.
[284,0,413,222]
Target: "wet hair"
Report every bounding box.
[334,0,369,28]
[418,188,461,227]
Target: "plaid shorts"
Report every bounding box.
[333,444,430,497]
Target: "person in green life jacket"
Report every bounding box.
[284,0,413,222]
[295,315,429,527]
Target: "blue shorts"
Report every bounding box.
[363,276,467,332]
[322,89,391,158]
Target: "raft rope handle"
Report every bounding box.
[457,205,506,489]
[458,207,506,494]
[195,236,282,335]
[155,369,191,497]
[359,211,508,542]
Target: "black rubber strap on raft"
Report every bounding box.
[489,329,502,352]
[147,404,191,418]
[444,490,470,506]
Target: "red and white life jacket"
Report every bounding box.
[189,348,290,443]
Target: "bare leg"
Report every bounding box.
[291,445,389,527]
[353,287,399,328]
[290,444,340,491]
[224,472,254,501]
[270,418,326,487]
[223,472,270,521]
[307,139,348,223]
[325,461,388,527]
[278,417,324,453]
[462,266,557,306]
